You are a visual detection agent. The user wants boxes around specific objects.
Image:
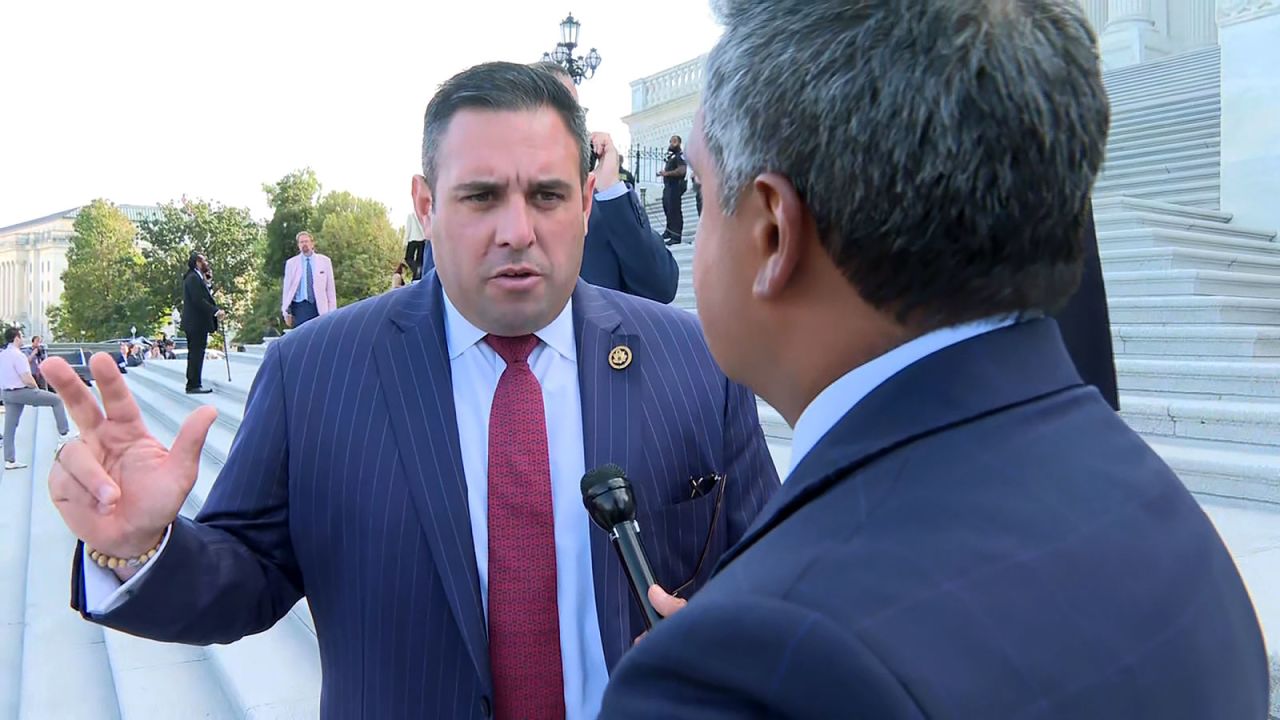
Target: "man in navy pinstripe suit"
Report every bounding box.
[602,0,1269,718]
[43,62,778,719]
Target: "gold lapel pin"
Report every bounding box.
[608,344,633,371]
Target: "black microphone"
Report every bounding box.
[580,464,663,630]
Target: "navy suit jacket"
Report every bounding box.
[420,191,680,303]
[71,275,779,719]
[601,319,1269,719]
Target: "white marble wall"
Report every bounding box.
[1219,3,1280,233]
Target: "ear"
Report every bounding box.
[748,173,808,300]
[582,172,597,232]
[411,175,434,227]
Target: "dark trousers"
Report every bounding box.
[662,183,685,240]
[186,332,208,391]
[694,183,703,217]
[290,300,320,327]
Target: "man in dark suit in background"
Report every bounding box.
[44,62,777,720]
[601,1,1269,717]
[179,252,221,394]
[420,63,681,304]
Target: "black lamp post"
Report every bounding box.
[541,13,602,85]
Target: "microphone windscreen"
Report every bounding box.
[580,463,627,496]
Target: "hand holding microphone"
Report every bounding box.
[581,464,665,629]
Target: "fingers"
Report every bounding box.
[53,439,120,508]
[42,358,105,433]
[91,352,142,424]
[648,584,688,618]
[164,406,217,495]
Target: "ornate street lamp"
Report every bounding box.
[540,12,602,85]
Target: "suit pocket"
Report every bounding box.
[636,491,722,594]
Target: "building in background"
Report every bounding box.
[0,204,160,338]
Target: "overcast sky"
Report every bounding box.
[0,0,722,230]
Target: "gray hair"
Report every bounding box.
[701,0,1110,327]
[421,62,590,190]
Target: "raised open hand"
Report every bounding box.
[43,353,216,577]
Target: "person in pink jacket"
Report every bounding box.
[281,231,337,328]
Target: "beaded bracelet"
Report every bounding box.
[87,538,163,570]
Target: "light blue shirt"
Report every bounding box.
[442,290,609,720]
[788,316,1019,477]
[293,254,313,303]
[593,180,629,202]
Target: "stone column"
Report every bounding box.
[1219,0,1280,233]
[1100,0,1169,67]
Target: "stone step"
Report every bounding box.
[1098,229,1280,258]
[1105,75,1219,103]
[1099,154,1220,182]
[0,411,36,718]
[1102,125,1219,154]
[1094,174,1220,201]
[1092,196,1234,223]
[1144,437,1280,507]
[1096,213,1277,242]
[128,367,244,443]
[1100,247,1280,276]
[1117,358,1280,400]
[18,412,123,719]
[1102,143,1220,173]
[1104,47,1218,79]
[1120,394,1280,449]
[145,358,253,404]
[104,632,237,720]
[1111,89,1218,121]
[1112,325,1280,360]
[123,375,324,717]
[1103,138,1219,167]
[1099,190,1221,211]
[1108,296,1280,327]
[1104,116,1219,146]
[1108,105,1218,131]
[755,399,792,444]
[1106,269,1280,299]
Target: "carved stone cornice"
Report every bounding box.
[1218,0,1280,26]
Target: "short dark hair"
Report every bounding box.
[703,0,1110,328]
[3,327,20,345]
[421,62,590,190]
[187,252,204,272]
[530,60,573,83]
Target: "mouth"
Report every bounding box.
[490,265,544,290]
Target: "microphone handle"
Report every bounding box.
[611,521,663,630]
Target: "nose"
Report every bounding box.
[494,196,536,251]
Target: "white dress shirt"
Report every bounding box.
[0,344,30,390]
[84,289,611,720]
[788,316,1018,477]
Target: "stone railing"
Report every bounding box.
[630,55,707,113]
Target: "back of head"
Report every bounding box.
[701,0,1109,329]
[4,326,21,346]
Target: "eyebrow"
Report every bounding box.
[451,179,575,195]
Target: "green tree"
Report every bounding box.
[139,198,262,335]
[50,200,153,341]
[262,168,320,274]
[138,199,263,337]
[313,191,402,307]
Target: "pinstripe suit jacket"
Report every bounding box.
[70,274,779,719]
[600,319,1269,719]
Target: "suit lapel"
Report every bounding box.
[714,318,1088,573]
[372,273,492,691]
[573,282,645,671]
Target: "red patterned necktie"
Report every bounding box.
[485,334,565,720]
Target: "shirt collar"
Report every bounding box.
[440,285,576,363]
[787,315,1017,476]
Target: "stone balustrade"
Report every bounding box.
[629,55,707,114]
